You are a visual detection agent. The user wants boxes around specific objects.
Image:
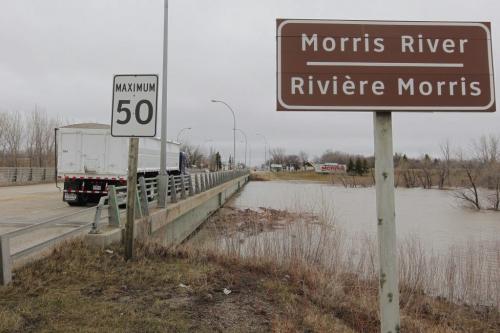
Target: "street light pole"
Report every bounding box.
[211,99,236,170]
[236,129,247,168]
[158,0,169,208]
[256,133,268,171]
[176,127,192,143]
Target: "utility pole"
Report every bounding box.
[236,129,248,167]
[158,0,169,208]
[176,127,192,143]
[211,99,236,170]
[256,133,268,171]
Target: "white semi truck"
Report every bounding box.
[56,123,186,205]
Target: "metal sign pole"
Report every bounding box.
[158,0,169,208]
[125,137,139,260]
[373,112,400,332]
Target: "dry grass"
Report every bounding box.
[0,240,360,333]
[1,206,499,332]
[195,206,500,332]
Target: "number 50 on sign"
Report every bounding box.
[111,74,158,137]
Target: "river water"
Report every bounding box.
[194,180,500,306]
[228,181,500,254]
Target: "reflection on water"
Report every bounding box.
[229,181,500,254]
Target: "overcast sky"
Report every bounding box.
[0,0,499,166]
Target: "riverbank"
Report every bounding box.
[250,171,374,187]
[1,236,498,332]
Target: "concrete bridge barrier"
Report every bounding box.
[86,173,249,248]
[0,170,249,285]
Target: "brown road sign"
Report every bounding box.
[277,19,495,112]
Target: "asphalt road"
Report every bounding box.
[0,183,95,255]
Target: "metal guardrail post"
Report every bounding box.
[195,174,200,194]
[188,175,194,196]
[134,191,143,219]
[91,196,107,234]
[139,177,150,216]
[0,236,12,285]
[170,175,178,203]
[201,173,206,192]
[206,173,211,189]
[108,185,120,227]
[180,175,187,199]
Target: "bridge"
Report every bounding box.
[0,169,250,284]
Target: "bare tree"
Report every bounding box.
[284,154,301,170]
[4,111,23,167]
[418,154,433,189]
[473,134,499,164]
[454,150,482,210]
[438,140,452,189]
[180,142,204,168]
[298,150,308,168]
[399,155,417,188]
[485,162,500,211]
[269,147,287,165]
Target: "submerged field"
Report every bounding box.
[250,171,374,187]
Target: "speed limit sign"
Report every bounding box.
[111,74,158,137]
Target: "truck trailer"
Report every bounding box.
[56,123,184,206]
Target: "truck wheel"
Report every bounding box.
[67,194,87,206]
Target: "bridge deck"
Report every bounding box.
[0,183,92,254]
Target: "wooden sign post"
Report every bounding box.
[124,137,139,260]
[111,74,158,261]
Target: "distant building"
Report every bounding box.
[315,163,346,174]
[270,164,283,172]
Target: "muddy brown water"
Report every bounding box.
[226,181,500,254]
[193,180,500,306]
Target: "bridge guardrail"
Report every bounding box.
[1,169,250,285]
[0,167,56,185]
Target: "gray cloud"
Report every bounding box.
[0,0,499,165]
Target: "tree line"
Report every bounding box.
[180,143,227,171]
[0,109,62,167]
[264,139,500,211]
[393,137,500,211]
